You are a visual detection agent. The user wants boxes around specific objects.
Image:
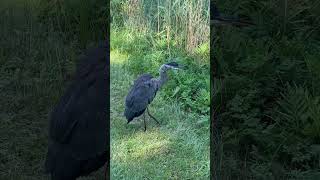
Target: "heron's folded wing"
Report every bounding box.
[49,68,108,160]
[125,82,157,112]
[49,82,82,144]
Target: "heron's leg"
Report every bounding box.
[143,112,147,131]
[147,107,160,125]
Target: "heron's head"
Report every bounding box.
[165,62,181,69]
[160,61,182,72]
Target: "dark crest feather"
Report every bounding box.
[166,62,179,67]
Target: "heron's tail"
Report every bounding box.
[124,108,134,123]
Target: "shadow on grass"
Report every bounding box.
[111,127,208,179]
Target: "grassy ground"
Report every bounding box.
[110,50,210,179]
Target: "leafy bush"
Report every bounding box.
[213,0,320,178]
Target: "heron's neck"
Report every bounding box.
[154,67,168,89]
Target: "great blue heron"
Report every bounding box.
[45,41,109,180]
[124,62,181,131]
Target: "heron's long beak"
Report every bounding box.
[174,65,184,70]
[165,61,185,70]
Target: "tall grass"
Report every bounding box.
[38,0,108,47]
[112,0,209,55]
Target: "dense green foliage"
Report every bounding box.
[213,0,320,178]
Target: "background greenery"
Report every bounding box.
[212,0,320,179]
[0,0,107,179]
[110,0,210,179]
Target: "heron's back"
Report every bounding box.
[124,74,156,122]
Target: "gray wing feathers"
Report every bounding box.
[125,74,158,119]
[49,71,107,160]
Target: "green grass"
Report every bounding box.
[110,50,210,179]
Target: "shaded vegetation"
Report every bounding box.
[212,0,320,179]
[0,0,107,179]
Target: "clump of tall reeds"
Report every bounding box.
[113,0,209,55]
